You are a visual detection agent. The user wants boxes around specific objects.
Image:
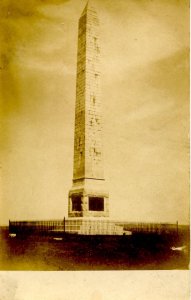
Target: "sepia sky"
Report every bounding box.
[0,0,189,225]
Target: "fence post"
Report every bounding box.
[63,217,65,233]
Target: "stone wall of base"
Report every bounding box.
[68,187,109,218]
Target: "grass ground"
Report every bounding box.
[0,227,189,270]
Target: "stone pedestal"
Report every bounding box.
[68,178,109,217]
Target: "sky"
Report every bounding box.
[0,0,189,225]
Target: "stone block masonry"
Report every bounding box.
[68,1,109,218]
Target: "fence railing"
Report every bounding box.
[9,219,178,235]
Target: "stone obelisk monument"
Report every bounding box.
[68,1,109,218]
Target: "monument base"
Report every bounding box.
[68,178,109,218]
[65,218,125,235]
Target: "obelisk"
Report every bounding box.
[68,1,109,218]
